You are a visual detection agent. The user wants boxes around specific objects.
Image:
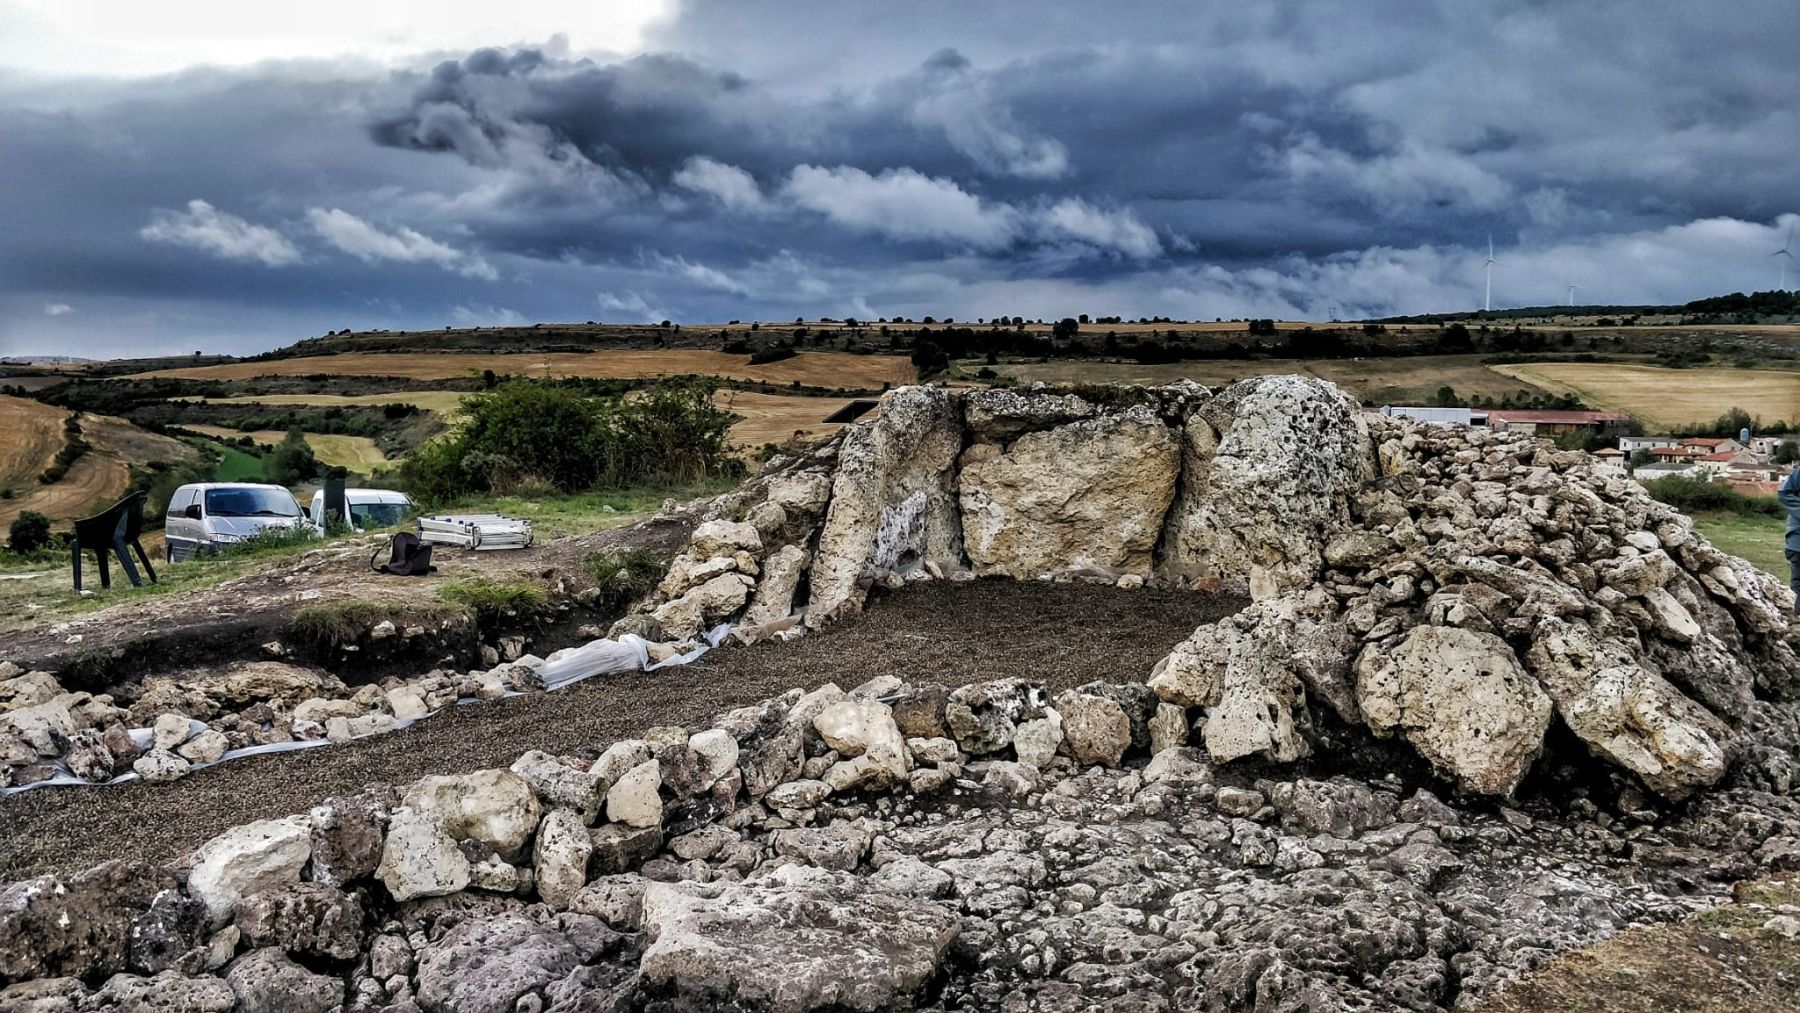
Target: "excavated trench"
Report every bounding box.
[0,580,1240,881]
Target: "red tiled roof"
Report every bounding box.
[1697,451,1740,462]
[1677,437,1734,447]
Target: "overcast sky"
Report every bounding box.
[2,0,1796,358]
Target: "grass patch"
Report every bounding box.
[285,598,463,651]
[438,578,549,622]
[581,546,666,614]
[433,481,734,540]
[1690,510,1789,580]
[218,524,322,559]
[1640,474,1784,518]
[202,438,266,481]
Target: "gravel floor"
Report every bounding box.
[0,580,1243,881]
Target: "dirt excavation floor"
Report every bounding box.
[0,581,1240,881]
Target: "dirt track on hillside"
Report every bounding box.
[0,580,1243,880]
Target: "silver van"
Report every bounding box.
[307,488,414,533]
[164,483,311,562]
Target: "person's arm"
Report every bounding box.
[1781,468,1800,514]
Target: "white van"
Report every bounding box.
[164,483,311,562]
[308,488,414,532]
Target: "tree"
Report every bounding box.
[1776,441,1800,465]
[1434,386,1458,407]
[482,369,498,390]
[8,511,51,553]
[263,429,320,486]
[1052,317,1080,341]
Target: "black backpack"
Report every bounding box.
[370,531,436,576]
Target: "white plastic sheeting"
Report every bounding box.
[1,624,736,795]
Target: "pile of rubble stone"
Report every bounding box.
[619,377,1799,804]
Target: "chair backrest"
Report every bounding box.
[73,492,145,544]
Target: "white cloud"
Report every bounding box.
[907,52,1069,179]
[643,251,747,295]
[305,207,497,280]
[596,289,668,323]
[1280,135,1513,213]
[0,0,671,77]
[671,156,766,211]
[1040,199,1162,258]
[448,303,526,327]
[783,164,1019,248]
[42,302,72,316]
[139,199,301,266]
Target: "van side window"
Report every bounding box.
[170,488,194,513]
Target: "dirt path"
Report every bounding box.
[0,581,1241,880]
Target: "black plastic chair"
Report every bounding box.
[71,492,157,592]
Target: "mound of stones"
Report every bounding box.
[627,377,1799,803]
[0,646,561,789]
[7,671,1800,1012]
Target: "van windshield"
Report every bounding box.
[205,487,300,518]
[350,503,411,529]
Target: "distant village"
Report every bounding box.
[1379,406,1795,495]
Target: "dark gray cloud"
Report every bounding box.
[1,0,1797,357]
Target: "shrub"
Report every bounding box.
[8,511,52,553]
[439,579,549,621]
[220,524,321,559]
[749,347,797,365]
[581,547,666,614]
[1640,475,1783,518]
[263,429,320,486]
[400,378,741,505]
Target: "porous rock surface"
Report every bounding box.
[6,672,1800,1012]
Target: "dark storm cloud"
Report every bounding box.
[1,0,1797,356]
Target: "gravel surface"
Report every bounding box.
[0,580,1243,881]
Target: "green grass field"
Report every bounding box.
[202,439,266,481]
[1690,511,1788,580]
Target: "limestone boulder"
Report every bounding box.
[1525,617,1730,799]
[225,947,343,1013]
[307,787,394,888]
[0,861,195,981]
[959,406,1179,578]
[1150,590,1356,764]
[743,544,811,626]
[944,679,1050,756]
[415,913,588,1013]
[814,699,910,790]
[961,388,1099,441]
[533,809,593,911]
[187,817,312,929]
[1053,689,1132,767]
[809,386,965,621]
[1157,375,1372,598]
[232,882,365,962]
[376,808,471,902]
[400,769,542,861]
[1354,626,1552,796]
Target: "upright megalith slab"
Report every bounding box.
[809,386,965,621]
[1158,375,1373,597]
[959,406,1179,578]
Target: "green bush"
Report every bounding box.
[1640,475,1784,518]
[8,511,52,553]
[399,378,742,506]
[438,579,549,621]
[581,546,666,614]
[263,429,320,486]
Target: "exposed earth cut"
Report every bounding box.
[2,376,1799,1011]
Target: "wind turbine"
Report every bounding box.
[1567,283,1581,307]
[1774,223,1797,292]
[1483,235,1497,312]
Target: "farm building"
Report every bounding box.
[1618,435,1680,453]
[1484,409,1632,438]
[1376,406,1487,426]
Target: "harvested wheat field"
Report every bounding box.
[712,390,858,448]
[1492,362,1800,429]
[0,394,66,493]
[994,353,1551,405]
[0,405,197,528]
[134,349,916,390]
[181,426,388,469]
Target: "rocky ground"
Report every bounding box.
[0,580,1232,881]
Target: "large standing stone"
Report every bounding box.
[639,872,959,1012]
[401,770,542,861]
[377,808,471,902]
[1354,626,1552,796]
[187,817,312,929]
[959,406,1179,578]
[743,544,812,626]
[809,386,965,621]
[1158,376,1372,598]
